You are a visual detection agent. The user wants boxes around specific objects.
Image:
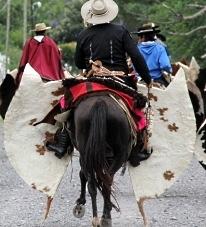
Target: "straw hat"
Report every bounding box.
[81,0,118,25]
[31,23,51,32]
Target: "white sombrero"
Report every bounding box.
[81,0,118,25]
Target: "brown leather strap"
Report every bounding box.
[86,60,126,77]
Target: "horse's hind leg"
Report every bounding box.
[76,169,87,205]
[88,176,100,227]
[101,183,113,227]
[73,169,87,218]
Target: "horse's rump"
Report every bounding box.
[74,94,131,156]
[73,94,131,188]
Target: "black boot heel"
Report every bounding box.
[46,127,74,159]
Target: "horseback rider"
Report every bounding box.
[133,23,172,87]
[155,33,171,60]
[16,22,65,86]
[46,0,152,165]
[144,22,171,60]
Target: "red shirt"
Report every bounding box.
[16,36,64,85]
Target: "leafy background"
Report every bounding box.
[0,0,206,73]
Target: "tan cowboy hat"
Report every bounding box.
[81,0,118,25]
[31,23,51,32]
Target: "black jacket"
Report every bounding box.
[75,23,151,85]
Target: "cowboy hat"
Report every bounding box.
[31,23,51,32]
[143,22,161,33]
[81,0,118,25]
[131,22,161,35]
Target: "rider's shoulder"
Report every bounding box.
[154,42,166,51]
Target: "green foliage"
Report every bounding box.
[31,0,65,30]
[10,29,24,49]
[0,24,5,50]
[59,42,78,73]
[0,0,206,71]
[115,0,206,66]
[7,46,21,70]
[148,0,206,66]
[53,0,85,43]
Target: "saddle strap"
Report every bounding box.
[88,59,126,77]
[109,94,137,148]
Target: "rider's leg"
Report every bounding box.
[46,122,73,159]
[128,130,152,167]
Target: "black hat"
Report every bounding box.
[131,22,161,35]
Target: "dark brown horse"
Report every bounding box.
[171,59,189,76]
[193,68,206,170]
[0,73,16,119]
[71,94,133,227]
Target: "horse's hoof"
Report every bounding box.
[92,217,101,227]
[100,218,112,227]
[73,204,85,218]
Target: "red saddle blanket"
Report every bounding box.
[61,82,147,130]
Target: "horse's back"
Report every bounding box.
[74,95,129,125]
[74,94,131,152]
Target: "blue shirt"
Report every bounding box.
[137,41,172,80]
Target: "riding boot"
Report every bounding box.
[46,125,74,159]
[128,132,152,167]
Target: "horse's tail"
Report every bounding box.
[83,99,111,192]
